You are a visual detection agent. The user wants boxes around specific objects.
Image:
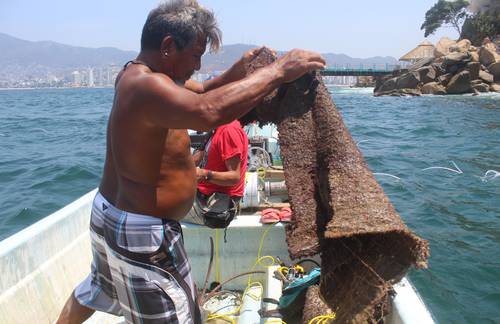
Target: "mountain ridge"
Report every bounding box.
[0,33,398,80]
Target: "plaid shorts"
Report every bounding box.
[75,192,201,324]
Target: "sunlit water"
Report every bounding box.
[0,86,499,323]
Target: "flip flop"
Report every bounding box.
[260,208,280,224]
[279,207,292,222]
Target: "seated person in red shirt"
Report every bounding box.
[183,119,248,226]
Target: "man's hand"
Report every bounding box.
[197,46,275,92]
[196,167,208,183]
[273,49,326,83]
[240,47,267,68]
[227,46,272,82]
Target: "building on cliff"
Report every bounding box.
[399,41,436,63]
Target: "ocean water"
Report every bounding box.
[1,86,499,323]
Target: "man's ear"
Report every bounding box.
[160,36,177,57]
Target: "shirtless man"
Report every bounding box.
[57,1,325,323]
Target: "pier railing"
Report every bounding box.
[321,64,405,76]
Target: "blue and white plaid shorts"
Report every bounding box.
[74,192,201,323]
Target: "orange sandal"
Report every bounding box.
[260,208,280,224]
[279,207,292,222]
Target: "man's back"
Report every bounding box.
[99,63,197,220]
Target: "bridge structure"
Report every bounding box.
[320,64,403,77]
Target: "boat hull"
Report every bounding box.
[0,189,435,323]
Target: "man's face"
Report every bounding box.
[171,37,207,84]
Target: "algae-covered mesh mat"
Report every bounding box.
[242,48,429,323]
[302,285,335,324]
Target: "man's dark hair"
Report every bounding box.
[141,0,221,52]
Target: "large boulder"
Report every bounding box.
[490,83,500,92]
[431,63,446,77]
[374,88,422,97]
[377,77,398,92]
[446,71,472,94]
[434,37,457,57]
[479,70,494,83]
[450,39,471,53]
[487,62,500,81]
[396,72,420,89]
[479,43,500,67]
[437,73,453,86]
[421,82,446,95]
[472,83,490,92]
[417,66,437,84]
[443,52,472,67]
[467,62,481,80]
[470,51,480,62]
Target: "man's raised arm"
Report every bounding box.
[185,47,268,94]
[141,49,325,131]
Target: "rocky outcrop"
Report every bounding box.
[417,66,437,84]
[375,38,500,96]
[434,37,457,57]
[447,71,472,94]
[479,43,500,67]
[450,39,471,53]
[479,70,494,83]
[467,62,481,80]
[472,82,490,92]
[487,62,500,81]
[490,83,500,92]
[421,82,446,95]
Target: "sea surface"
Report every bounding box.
[1,86,499,323]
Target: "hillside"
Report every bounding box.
[0,33,398,81]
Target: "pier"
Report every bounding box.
[320,64,402,77]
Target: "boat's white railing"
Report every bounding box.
[0,188,98,324]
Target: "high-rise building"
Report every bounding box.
[72,71,81,87]
[88,68,95,87]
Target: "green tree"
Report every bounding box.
[421,0,470,37]
[461,12,500,45]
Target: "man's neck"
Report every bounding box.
[136,50,184,85]
[135,51,162,73]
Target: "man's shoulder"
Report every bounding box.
[218,120,243,132]
[118,69,176,99]
[214,121,247,147]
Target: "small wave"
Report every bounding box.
[422,161,463,174]
[33,128,50,134]
[373,172,401,180]
[480,170,500,183]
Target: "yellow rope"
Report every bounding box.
[264,319,287,324]
[307,314,336,324]
[206,314,236,324]
[257,224,275,260]
[207,224,278,322]
[215,229,220,282]
[206,282,263,322]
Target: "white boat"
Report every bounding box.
[0,185,435,323]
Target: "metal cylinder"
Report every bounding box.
[264,181,288,197]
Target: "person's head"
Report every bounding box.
[141,0,221,82]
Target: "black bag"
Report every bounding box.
[201,192,238,228]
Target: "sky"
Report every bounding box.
[0,0,464,59]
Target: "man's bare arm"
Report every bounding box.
[197,156,241,186]
[185,47,266,94]
[140,49,325,131]
[192,150,204,166]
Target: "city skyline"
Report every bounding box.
[1,0,462,58]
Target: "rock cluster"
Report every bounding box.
[375,38,500,96]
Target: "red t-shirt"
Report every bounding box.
[198,120,248,197]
